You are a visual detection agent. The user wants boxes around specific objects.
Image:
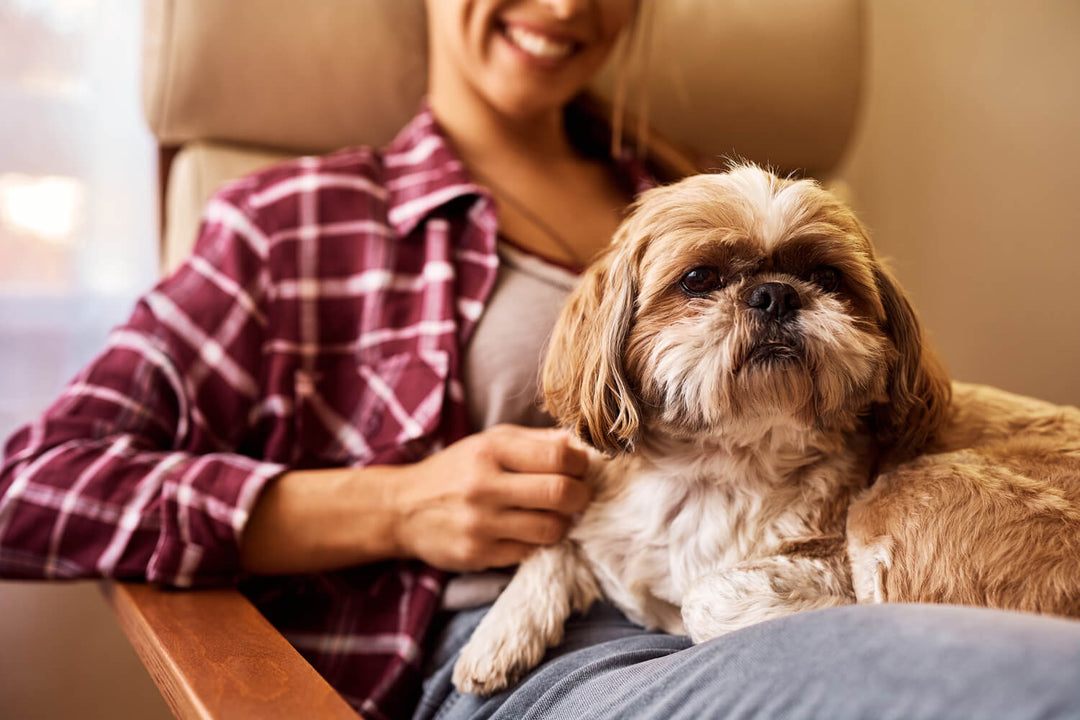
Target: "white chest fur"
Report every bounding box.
[454,435,862,695]
[569,440,854,634]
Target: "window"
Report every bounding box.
[0,0,157,440]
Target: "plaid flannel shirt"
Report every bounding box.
[0,105,651,719]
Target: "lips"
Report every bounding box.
[499,21,579,62]
[740,340,804,373]
[748,342,800,361]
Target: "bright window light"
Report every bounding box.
[0,173,85,245]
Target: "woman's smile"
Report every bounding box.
[499,21,579,65]
[426,0,635,121]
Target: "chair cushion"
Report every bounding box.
[162,142,294,274]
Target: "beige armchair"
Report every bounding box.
[105,1,865,717]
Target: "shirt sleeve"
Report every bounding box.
[0,190,285,587]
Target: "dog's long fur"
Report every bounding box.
[452,165,1080,695]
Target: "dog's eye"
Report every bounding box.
[680,266,724,296]
[809,266,841,293]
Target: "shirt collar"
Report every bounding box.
[383,103,488,238]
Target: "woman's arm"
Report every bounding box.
[0,191,280,587]
[240,424,592,575]
[1,183,592,585]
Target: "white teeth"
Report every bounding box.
[504,25,575,60]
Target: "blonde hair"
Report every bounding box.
[610,0,655,160]
[606,0,699,181]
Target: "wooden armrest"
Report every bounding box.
[102,581,361,720]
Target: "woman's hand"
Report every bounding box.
[389,424,592,572]
[240,424,592,575]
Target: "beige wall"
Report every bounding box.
[837,0,1080,405]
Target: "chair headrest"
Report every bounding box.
[143,0,863,177]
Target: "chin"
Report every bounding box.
[451,164,1080,696]
[480,58,600,123]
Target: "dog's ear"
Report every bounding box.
[542,236,640,455]
[871,261,952,460]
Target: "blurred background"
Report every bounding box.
[838,0,1080,403]
[0,1,169,718]
[0,0,1078,718]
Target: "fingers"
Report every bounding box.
[451,506,572,571]
[484,540,537,569]
[465,425,592,514]
[481,472,591,515]
[401,425,595,571]
[485,509,571,546]
[485,425,590,478]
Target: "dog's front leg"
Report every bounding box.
[681,552,854,643]
[452,540,600,696]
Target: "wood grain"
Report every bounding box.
[102,581,361,720]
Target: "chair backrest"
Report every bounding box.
[143,0,865,272]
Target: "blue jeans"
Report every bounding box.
[414,602,1080,720]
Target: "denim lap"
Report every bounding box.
[414,602,1080,720]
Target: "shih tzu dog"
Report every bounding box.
[452,164,1080,695]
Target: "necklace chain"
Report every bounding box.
[470,168,588,268]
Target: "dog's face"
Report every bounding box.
[543,165,950,456]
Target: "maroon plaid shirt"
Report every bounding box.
[0,106,650,719]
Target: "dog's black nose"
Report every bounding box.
[747,282,802,321]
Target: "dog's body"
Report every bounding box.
[453,426,864,695]
[572,422,861,640]
[849,381,1080,613]
[452,166,1080,695]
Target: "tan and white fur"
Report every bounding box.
[452,165,1080,695]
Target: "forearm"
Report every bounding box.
[239,465,404,575]
[0,425,283,585]
[239,425,593,576]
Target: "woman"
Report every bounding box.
[2,1,1079,719]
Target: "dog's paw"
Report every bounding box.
[450,542,589,695]
[682,559,852,643]
[451,618,549,696]
[451,642,518,696]
[681,569,759,643]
